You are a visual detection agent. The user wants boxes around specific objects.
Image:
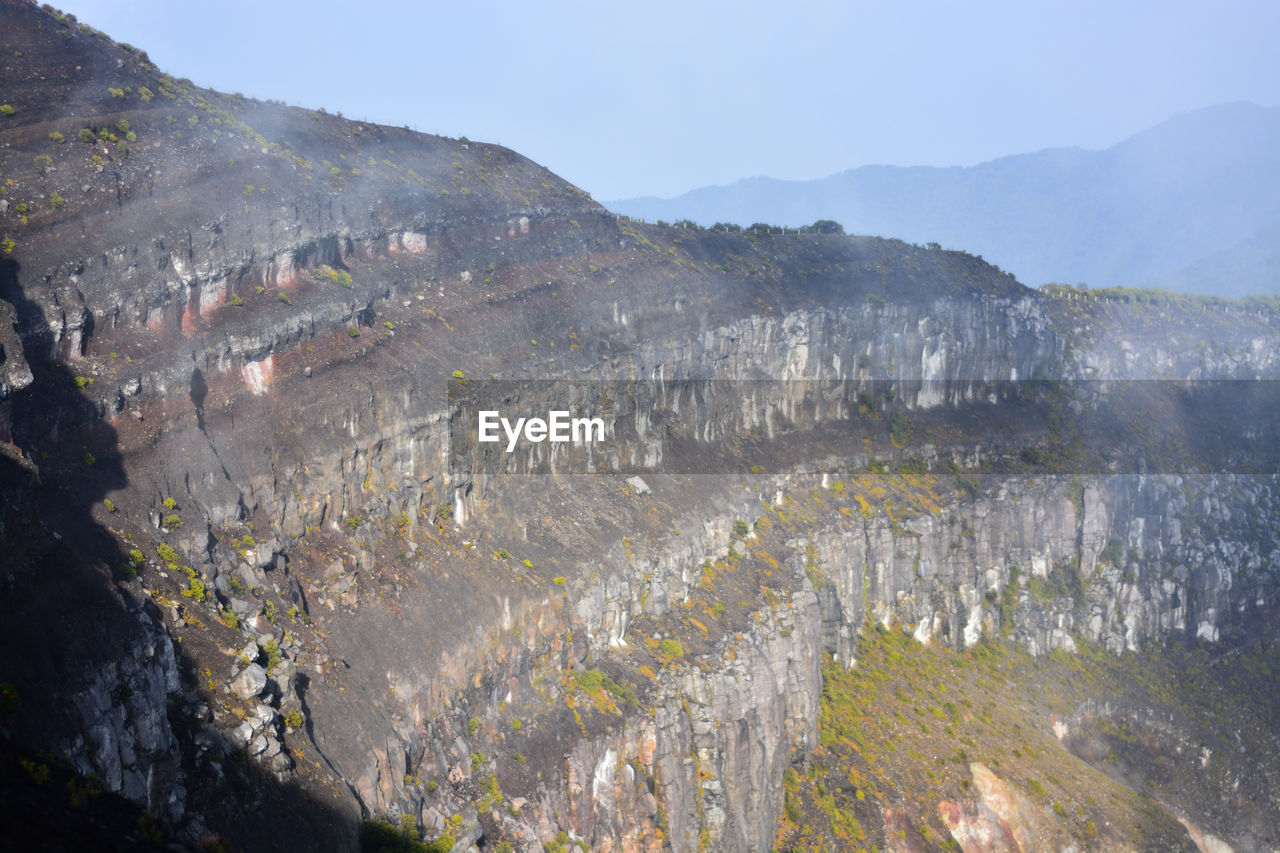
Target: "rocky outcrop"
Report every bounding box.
[1,2,1278,849]
[804,473,1279,662]
[61,606,184,821]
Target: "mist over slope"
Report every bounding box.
[1142,220,1280,297]
[609,102,1280,296]
[2,3,1279,852]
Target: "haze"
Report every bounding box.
[50,0,1280,200]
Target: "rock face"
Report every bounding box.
[809,473,1279,663]
[61,607,184,820]
[1,2,1278,850]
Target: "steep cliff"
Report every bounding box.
[1,3,1278,851]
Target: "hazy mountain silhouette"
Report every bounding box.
[1141,220,1280,298]
[608,103,1280,295]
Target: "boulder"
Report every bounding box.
[230,664,267,699]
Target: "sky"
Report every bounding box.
[49,0,1280,201]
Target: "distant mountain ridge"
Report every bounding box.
[607,102,1280,296]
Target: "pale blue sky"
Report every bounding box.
[52,0,1280,200]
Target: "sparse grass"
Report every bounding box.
[317,265,352,287]
[659,638,684,660]
[774,622,1276,852]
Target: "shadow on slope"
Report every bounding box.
[0,256,357,851]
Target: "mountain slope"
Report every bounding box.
[608,103,1280,294]
[2,3,1279,852]
[1143,220,1280,298]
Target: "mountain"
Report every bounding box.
[2,2,1279,852]
[608,103,1280,295]
[1142,219,1280,297]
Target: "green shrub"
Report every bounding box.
[181,575,205,601]
[48,131,65,143]
[33,155,53,174]
[163,513,182,528]
[576,668,604,693]
[263,638,281,669]
[1099,537,1124,567]
[102,498,116,512]
[156,543,179,563]
[78,128,94,142]
[360,819,438,852]
[0,105,15,116]
[345,515,362,530]
[50,193,66,209]
[19,759,49,784]
[317,265,352,287]
[889,410,912,446]
[660,638,684,659]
